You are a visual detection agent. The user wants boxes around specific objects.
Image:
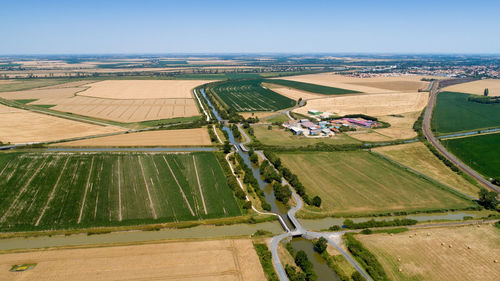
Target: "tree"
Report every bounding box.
[242,201,252,209]
[250,153,259,164]
[268,125,273,130]
[478,188,498,209]
[484,88,489,96]
[273,182,292,203]
[313,237,328,253]
[351,271,367,281]
[223,141,232,154]
[312,196,322,207]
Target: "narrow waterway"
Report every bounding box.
[200,89,293,229]
[0,222,282,251]
[290,237,341,281]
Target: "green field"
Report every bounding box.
[211,79,296,112]
[431,91,500,134]
[442,133,500,179]
[264,79,360,95]
[278,151,475,216]
[0,152,241,231]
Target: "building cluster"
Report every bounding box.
[283,116,379,137]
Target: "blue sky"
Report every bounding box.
[1,0,499,54]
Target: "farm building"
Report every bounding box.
[309,129,320,136]
[290,127,303,135]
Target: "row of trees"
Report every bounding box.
[263,150,322,207]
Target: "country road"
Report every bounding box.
[422,80,500,193]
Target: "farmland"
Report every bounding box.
[0,80,205,123]
[264,79,360,95]
[442,79,500,96]
[79,80,210,99]
[54,128,211,147]
[294,92,429,117]
[358,225,500,281]
[442,133,500,179]
[278,151,475,216]
[210,79,296,112]
[373,142,480,198]
[431,91,500,134]
[275,73,435,93]
[0,152,241,231]
[0,103,123,144]
[348,111,422,142]
[0,239,266,281]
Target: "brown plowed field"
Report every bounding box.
[0,239,266,281]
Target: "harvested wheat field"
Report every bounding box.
[0,104,122,144]
[373,142,480,197]
[358,225,500,281]
[55,128,211,147]
[275,73,439,93]
[442,79,500,96]
[348,111,421,141]
[0,87,81,100]
[79,80,211,99]
[50,96,200,123]
[0,239,266,281]
[294,92,429,117]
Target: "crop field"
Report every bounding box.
[211,79,296,111]
[442,133,500,179]
[431,92,500,134]
[358,225,500,281]
[278,151,475,216]
[0,152,241,231]
[0,239,266,281]
[0,103,123,144]
[53,128,211,147]
[275,73,436,93]
[294,92,428,117]
[442,79,500,97]
[0,80,202,123]
[374,142,480,197]
[79,80,211,99]
[263,79,360,95]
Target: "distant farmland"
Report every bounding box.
[279,151,475,216]
[431,91,500,134]
[442,133,500,179]
[0,152,241,231]
[210,79,296,112]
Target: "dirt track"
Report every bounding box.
[0,239,266,281]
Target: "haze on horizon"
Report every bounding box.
[1,0,499,55]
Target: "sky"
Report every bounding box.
[1,0,499,55]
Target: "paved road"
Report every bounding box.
[422,80,500,193]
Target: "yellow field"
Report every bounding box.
[55,128,211,147]
[275,73,437,93]
[373,142,480,197]
[78,80,211,99]
[0,239,266,281]
[442,79,500,96]
[358,225,500,281]
[348,111,421,141]
[0,104,122,144]
[294,92,428,117]
[0,80,203,123]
